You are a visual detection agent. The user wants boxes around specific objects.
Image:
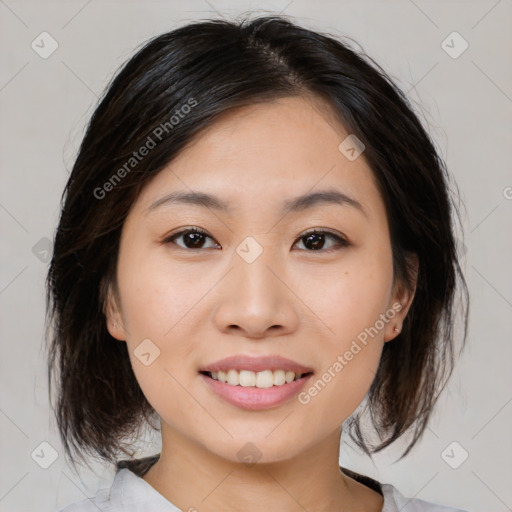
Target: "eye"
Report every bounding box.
[162,227,350,252]
[163,227,220,250]
[293,229,350,252]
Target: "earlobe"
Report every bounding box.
[107,315,126,341]
[385,253,419,343]
[384,311,403,343]
[103,282,127,341]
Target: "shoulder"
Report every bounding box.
[56,486,111,512]
[57,455,165,512]
[340,467,468,512]
[57,481,115,512]
[56,466,179,512]
[381,483,469,512]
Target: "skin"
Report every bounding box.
[106,95,417,512]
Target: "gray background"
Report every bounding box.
[1,1,511,511]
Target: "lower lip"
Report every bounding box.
[200,373,313,411]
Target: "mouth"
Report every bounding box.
[199,354,314,388]
[199,369,314,388]
[198,355,314,410]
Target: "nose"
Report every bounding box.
[213,248,299,340]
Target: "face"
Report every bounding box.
[106,95,415,464]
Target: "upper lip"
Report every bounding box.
[200,355,314,374]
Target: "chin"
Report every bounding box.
[195,430,308,466]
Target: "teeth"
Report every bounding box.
[239,370,256,387]
[208,369,306,387]
[255,370,273,388]
[226,369,239,386]
[273,369,285,386]
[285,371,296,383]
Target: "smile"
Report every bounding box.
[199,354,314,410]
[202,369,310,388]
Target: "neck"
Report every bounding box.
[141,426,383,512]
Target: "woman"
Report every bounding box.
[46,14,470,511]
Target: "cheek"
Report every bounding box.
[306,247,394,340]
[119,272,202,421]
[117,248,203,340]
[296,249,392,415]
[116,251,205,397]
[298,335,384,429]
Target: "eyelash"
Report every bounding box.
[162,226,350,253]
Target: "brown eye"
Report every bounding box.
[294,229,349,252]
[164,227,219,250]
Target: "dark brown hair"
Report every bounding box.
[45,14,469,472]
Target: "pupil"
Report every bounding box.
[185,233,204,248]
[305,233,324,250]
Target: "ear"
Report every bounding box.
[384,253,419,342]
[102,279,127,341]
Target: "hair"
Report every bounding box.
[45,13,469,472]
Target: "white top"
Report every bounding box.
[58,466,469,512]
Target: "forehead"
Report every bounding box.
[134,96,384,222]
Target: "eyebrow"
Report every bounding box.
[145,189,367,218]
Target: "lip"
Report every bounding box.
[199,354,314,411]
[200,372,313,411]
[199,354,314,374]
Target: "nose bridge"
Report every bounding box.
[233,236,283,308]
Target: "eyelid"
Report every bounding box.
[300,227,348,241]
[296,228,350,250]
[162,226,217,247]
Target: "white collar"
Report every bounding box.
[110,468,423,512]
[61,466,466,512]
